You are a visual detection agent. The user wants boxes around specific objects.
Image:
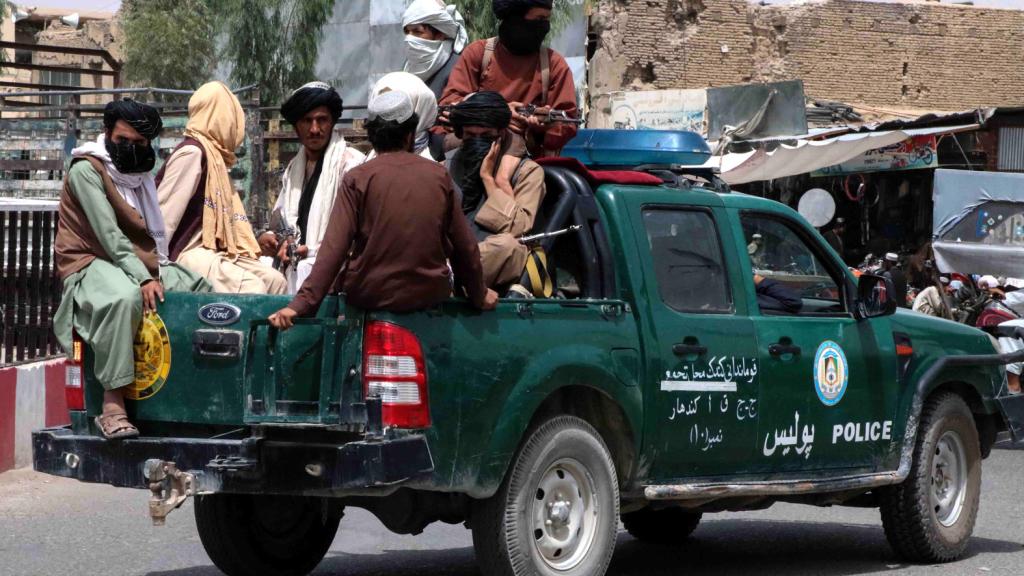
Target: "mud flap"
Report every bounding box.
[996,394,1024,443]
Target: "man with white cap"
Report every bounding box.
[269,91,497,329]
[402,0,469,99]
[882,252,908,308]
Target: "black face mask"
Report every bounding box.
[105,137,156,174]
[458,135,498,214]
[498,16,550,55]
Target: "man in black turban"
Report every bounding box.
[258,81,365,293]
[446,91,546,289]
[55,97,209,439]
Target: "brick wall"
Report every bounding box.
[589,0,1024,116]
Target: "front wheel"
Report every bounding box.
[194,493,343,576]
[471,415,620,576]
[879,393,981,562]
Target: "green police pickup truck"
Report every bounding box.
[34,131,1024,576]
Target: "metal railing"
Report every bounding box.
[1,201,62,366]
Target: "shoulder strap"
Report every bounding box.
[539,48,550,107]
[480,37,497,86]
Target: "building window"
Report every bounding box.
[38,69,81,105]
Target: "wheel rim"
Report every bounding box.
[930,430,969,527]
[530,458,600,571]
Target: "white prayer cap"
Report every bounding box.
[978,275,999,289]
[368,91,414,123]
[885,252,899,262]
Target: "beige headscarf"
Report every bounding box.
[184,81,261,259]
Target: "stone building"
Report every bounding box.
[0,6,122,109]
[588,0,1024,121]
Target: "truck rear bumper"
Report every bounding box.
[32,426,434,496]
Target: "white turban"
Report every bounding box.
[402,0,469,52]
[371,72,438,156]
[402,0,469,82]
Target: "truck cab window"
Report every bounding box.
[741,215,844,315]
[643,209,731,313]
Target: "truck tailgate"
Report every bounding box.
[82,292,359,428]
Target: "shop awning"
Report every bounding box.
[707,124,979,185]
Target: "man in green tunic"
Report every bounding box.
[54,99,210,439]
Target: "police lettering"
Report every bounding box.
[831,420,893,444]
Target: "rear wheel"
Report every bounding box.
[194,493,343,576]
[622,507,702,545]
[879,393,981,563]
[471,415,620,576]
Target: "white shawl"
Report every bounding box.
[275,127,365,258]
[71,134,169,263]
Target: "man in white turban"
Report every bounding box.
[369,72,439,160]
[402,0,469,99]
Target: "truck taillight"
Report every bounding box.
[66,335,84,411]
[363,321,430,429]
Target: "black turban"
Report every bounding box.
[449,91,512,131]
[492,0,552,20]
[281,81,344,125]
[103,98,162,140]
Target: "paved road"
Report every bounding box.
[2,448,1022,576]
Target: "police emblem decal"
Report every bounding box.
[814,340,848,406]
[128,312,171,401]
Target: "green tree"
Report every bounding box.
[121,0,217,90]
[453,0,584,42]
[220,0,335,105]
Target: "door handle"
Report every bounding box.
[673,342,708,357]
[768,343,801,357]
[193,330,243,360]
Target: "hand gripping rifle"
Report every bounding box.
[515,105,584,125]
[272,226,298,272]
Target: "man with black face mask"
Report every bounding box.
[438,0,577,161]
[54,99,210,439]
[447,91,546,289]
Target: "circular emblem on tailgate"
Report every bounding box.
[128,312,171,401]
[814,340,848,406]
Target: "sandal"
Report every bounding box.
[95,412,140,440]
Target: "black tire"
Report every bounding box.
[622,507,702,545]
[194,493,343,576]
[471,415,620,576]
[879,393,981,563]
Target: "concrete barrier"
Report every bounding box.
[0,359,69,473]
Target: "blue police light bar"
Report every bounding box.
[562,129,712,168]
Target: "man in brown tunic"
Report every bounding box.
[269,91,497,330]
[437,0,578,156]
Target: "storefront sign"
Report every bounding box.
[609,89,707,135]
[812,135,938,176]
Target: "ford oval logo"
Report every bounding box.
[198,303,242,326]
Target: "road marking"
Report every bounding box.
[660,380,737,393]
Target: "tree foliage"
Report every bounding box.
[452,0,584,42]
[121,0,217,90]
[220,0,335,105]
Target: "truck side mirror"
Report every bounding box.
[856,273,897,319]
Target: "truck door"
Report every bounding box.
[633,206,762,480]
[738,212,899,474]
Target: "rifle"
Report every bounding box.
[515,105,583,125]
[272,226,299,272]
[518,225,581,246]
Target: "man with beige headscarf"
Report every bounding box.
[157,81,286,294]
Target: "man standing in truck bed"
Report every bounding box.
[54,99,210,439]
[268,91,497,330]
[438,0,577,190]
